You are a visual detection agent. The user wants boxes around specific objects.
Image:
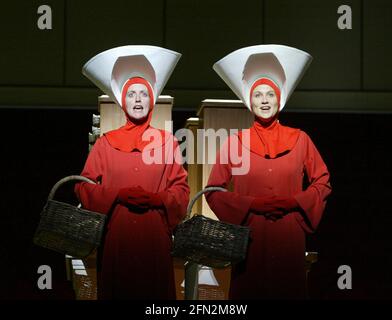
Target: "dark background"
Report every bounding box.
[0,0,391,299]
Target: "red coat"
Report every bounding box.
[75,132,189,299]
[206,130,332,299]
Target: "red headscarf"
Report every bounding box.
[242,77,300,158]
[104,77,156,152]
[250,77,281,112]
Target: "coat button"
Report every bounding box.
[268,168,272,172]
[134,167,139,172]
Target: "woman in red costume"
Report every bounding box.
[206,45,332,299]
[75,46,189,299]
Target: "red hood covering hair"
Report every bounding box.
[104,77,156,152]
[240,77,300,158]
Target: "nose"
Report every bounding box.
[135,93,141,102]
[261,95,268,104]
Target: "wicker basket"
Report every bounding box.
[33,175,107,258]
[172,187,250,269]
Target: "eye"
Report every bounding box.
[128,92,135,98]
[254,93,260,98]
[268,92,275,97]
[142,92,148,97]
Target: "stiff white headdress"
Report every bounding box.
[82,45,181,106]
[213,44,312,111]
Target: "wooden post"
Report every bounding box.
[183,99,253,300]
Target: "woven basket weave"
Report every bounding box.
[172,187,250,269]
[33,175,107,258]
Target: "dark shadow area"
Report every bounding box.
[280,112,392,299]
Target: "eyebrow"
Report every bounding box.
[254,90,275,94]
[128,90,148,94]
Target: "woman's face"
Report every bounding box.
[251,84,279,120]
[125,83,150,120]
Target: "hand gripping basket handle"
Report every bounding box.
[185,186,227,220]
[48,175,96,201]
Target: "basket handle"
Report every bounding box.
[48,175,96,201]
[185,186,227,220]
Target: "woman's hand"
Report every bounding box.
[250,196,280,213]
[271,197,299,212]
[117,186,163,209]
[250,196,299,220]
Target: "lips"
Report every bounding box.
[261,106,271,111]
[133,105,143,110]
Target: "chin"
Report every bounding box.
[128,113,146,120]
[258,114,272,120]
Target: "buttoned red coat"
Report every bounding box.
[75,132,189,299]
[206,130,332,299]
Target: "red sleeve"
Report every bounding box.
[294,133,332,233]
[205,137,254,225]
[74,137,119,215]
[157,139,190,232]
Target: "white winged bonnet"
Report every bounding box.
[82,45,181,106]
[213,45,312,111]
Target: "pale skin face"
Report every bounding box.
[251,84,279,120]
[125,83,150,120]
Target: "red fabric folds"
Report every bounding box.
[242,119,301,159]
